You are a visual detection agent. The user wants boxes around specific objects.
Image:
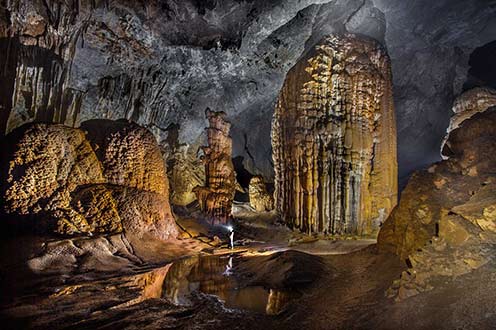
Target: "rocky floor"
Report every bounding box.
[1,205,495,329]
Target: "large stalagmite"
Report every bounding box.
[194,109,236,223]
[272,34,397,236]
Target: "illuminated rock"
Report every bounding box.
[379,107,496,259]
[1,120,177,240]
[441,87,496,159]
[379,107,496,300]
[249,175,274,212]
[1,123,106,234]
[272,34,397,236]
[194,109,236,224]
[82,120,170,196]
[168,146,205,206]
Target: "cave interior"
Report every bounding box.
[1,1,496,329]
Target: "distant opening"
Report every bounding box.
[233,156,253,202]
[464,40,496,90]
[233,156,253,189]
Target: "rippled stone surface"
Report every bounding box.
[194,110,236,223]
[272,34,397,236]
[0,120,177,239]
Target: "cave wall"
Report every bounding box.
[0,0,494,188]
[272,34,397,236]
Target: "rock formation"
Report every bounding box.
[0,1,493,189]
[194,109,236,224]
[272,34,397,236]
[0,120,177,240]
[379,106,496,300]
[441,87,496,159]
[82,120,170,196]
[249,175,274,212]
[163,127,206,207]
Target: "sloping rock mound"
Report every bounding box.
[272,34,397,236]
[0,120,177,240]
[237,250,325,289]
[111,186,178,241]
[379,106,496,299]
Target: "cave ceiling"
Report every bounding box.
[1,0,495,184]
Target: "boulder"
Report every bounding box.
[379,106,496,300]
[0,120,177,240]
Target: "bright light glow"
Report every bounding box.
[226,225,233,232]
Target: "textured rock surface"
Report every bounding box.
[164,129,206,206]
[379,107,496,258]
[272,34,397,236]
[111,186,178,241]
[249,175,274,212]
[0,0,494,185]
[379,106,496,299]
[441,87,496,159]
[167,148,205,206]
[194,109,236,223]
[82,120,170,196]
[1,121,177,239]
[0,123,106,234]
[71,184,123,234]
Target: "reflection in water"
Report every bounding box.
[223,257,233,276]
[162,254,296,315]
[266,290,297,315]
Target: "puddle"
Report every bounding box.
[162,254,297,315]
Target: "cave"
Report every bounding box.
[465,40,496,90]
[1,1,496,329]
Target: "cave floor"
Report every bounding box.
[1,205,495,329]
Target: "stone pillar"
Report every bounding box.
[194,109,236,224]
[272,34,397,236]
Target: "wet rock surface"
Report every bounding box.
[272,34,397,236]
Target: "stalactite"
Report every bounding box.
[272,34,397,236]
[194,109,236,224]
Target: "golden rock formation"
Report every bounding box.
[167,145,206,206]
[82,120,170,196]
[1,120,177,240]
[2,123,106,234]
[441,87,496,159]
[249,175,274,212]
[379,107,496,300]
[194,109,236,224]
[272,34,397,236]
